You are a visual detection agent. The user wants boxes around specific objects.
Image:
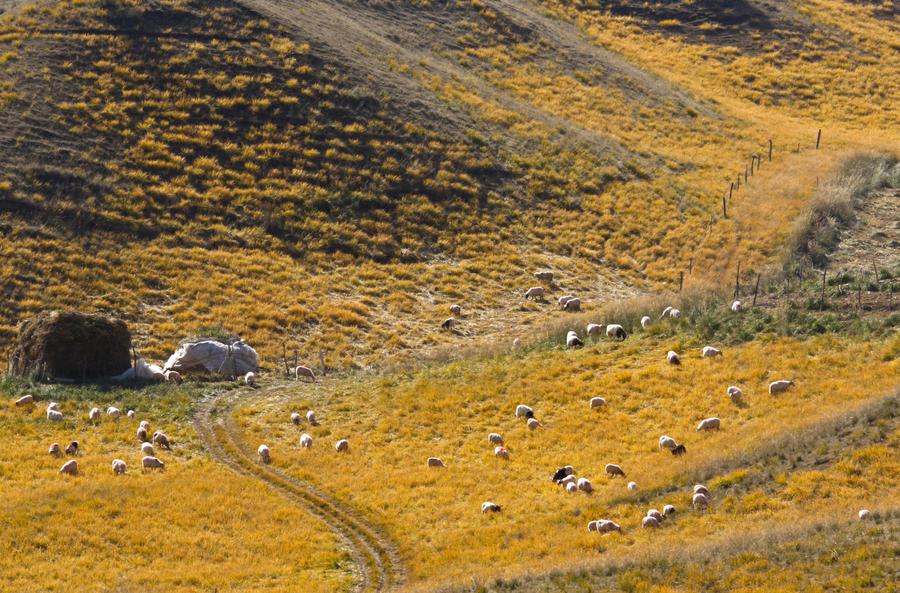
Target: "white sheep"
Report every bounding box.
[858,509,871,521]
[65,441,79,456]
[306,410,318,425]
[515,404,534,419]
[534,270,554,283]
[769,380,795,395]
[596,520,621,533]
[258,444,271,464]
[671,308,681,319]
[441,317,457,330]
[152,431,171,450]
[563,297,581,312]
[512,338,521,350]
[335,439,349,452]
[586,323,603,337]
[566,482,578,493]
[141,442,154,457]
[111,459,127,475]
[126,410,135,418]
[481,501,501,513]
[589,396,607,409]
[566,331,583,348]
[106,406,121,419]
[627,481,638,491]
[696,417,721,431]
[47,402,59,411]
[300,433,313,448]
[494,446,510,459]
[291,412,302,425]
[243,372,256,386]
[164,370,183,384]
[646,509,664,523]
[488,433,504,445]
[139,420,151,430]
[137,427,148,443]
[524,287,545,300]
[294,365,317,382]
[663,504,676,517]
[642,516,660,528]
[605,463,625,478]
[89,407,101,421]
[526,417,541,430]
[48,443,61,456]
[731,300,743,312]
[558,474,577,486]
[606,324,627,340]
[449,304,462,316]
[59,460,78,475]
[666,350,681,365]
[702,346,722,358]
[47,408,64,421]
[658,435,678,450]
[558,295,574,307]
[142,456,165,471]
[426,457,446,468]
[727,386,743,403]
[692,492,709,508]
[693,484,710,496]
[640,316,651,329]
[577,477,593,493]
[14,394,33,406]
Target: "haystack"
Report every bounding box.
[10,311,132,380]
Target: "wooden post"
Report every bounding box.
[734,261,741,298]
[768,139,773,162]
[736,175,740,191]
[722,195,727,219]
[319,349,326,376]
[282,342,290,376]
[816,128,821,150]
[820,270,826,311]
[752,272,761,307]
[729,182,734,201]
[679,271,684,292]
[756,154,761,173]
[293,349,299,375]
[750,156,756,176]
[857,276,862,310]
[797,143,801,153]
[745,165,749,183]
[688,256,694,274]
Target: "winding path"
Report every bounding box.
[193,387,403,593]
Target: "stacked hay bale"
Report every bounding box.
[10,311,132,381]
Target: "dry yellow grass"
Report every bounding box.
[231,331,900,591]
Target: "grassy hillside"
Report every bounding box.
[0,0,896,368]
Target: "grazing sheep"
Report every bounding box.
[605,463,625,478]
[672,444,687,456]
[588,520,599,532]
[731,300,743,313]
[640,316,651,329]
[596,520,621,533]
[693,484,710,497]
[512,338,521,350]
[606,324,627,340]
[642,516,660,528]
[566,482,578,493]
[558,474,577,486]
[426,457,446,468]
[335,439,349,452]
[660,306,673,320]
[563,297,581,312]
[702,346,722,358]
[692,492,709,508]
[63,441,78,456]
[141,442,154,457]
[111,459,127,475]
[558,295,575,307]
[526,417,541,430]
[577,477,593,493]
[858,509,871,521]
[164,370,183,384]
[300,433,313,448]
[515,404,534,419]
[534,270,554,283]
[126,410,135,418]
[243,372,256,386]
[524,287,545,300]
[769,380,795,395]
[566,331,584,348]
[106,407,121,419]
[139,420,150,431]
[294,366,317,382]
[306,410,318,425]
[552,466,575,482]
[727,386,743,403]
[142,456,165,471]
[671,309,682,319]
[627,481,638,491]
[696,417,721,431]
[658,435,678,450]
[48,443,60,456]
[258,444,271,464]
[646,509,664,523]
[441,317,457,331]
[666,351,681,365]
[494,446,510,459]
[89,407,101,421]
[291,412,302,425]
[589,396,607,409]
[59,460,78,475]
[449,304,462,316]
[488,433,504,445]
[152,431,171,450]
[663,504,676,517]
[47,408,64,422]
[137,427,148,443]
[47,402,59,411]
[15,394,33,406]
[586,323,603,337]
[481,501,501,513]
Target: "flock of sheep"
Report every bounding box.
[14,394,172,475]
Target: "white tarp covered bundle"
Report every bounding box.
[110,358,165,382]
[163,340,258,376]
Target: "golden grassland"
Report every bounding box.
[230,330,900,591]
[0,385,352,593]
[0,0,896,368]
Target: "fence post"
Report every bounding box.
[729,182,734,201]
[319,349,326,376]
[722,195,727,219]
[752,272,761,307]
[745,165,749,183]
[820,270,826,311]
[734,261,741,298]
[816,128,821,150]
[688,256,694,274]
[768,139,773,162]
[679,271,684,292]
[736,175,740,190]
